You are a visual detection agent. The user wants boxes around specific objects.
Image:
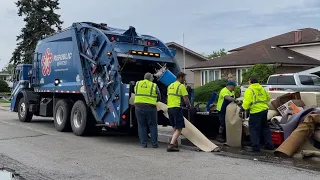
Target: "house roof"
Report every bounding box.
[229,28,320,52]
[186,44,320,69]
[165,42,208,61]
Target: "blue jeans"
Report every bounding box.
[249,110,274,151]
[135,106,158,147]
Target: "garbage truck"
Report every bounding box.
[10,22,183,136]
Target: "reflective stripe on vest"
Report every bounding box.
[135,81,157,98]
[167,83,182,97]
[248,88,268,105]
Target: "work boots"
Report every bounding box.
[167,140,179,152]
[167,144,179,152]
[217,134,226,143]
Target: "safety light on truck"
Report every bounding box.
[107,52,112,56]
[130,50,160,58]
[54,78,60,86]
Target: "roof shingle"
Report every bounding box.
[186,44,320,69]
[229,28,320,52]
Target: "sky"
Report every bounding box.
[0,0,320,70]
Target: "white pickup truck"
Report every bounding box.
[240,73,320,96]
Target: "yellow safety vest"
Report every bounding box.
[167,81,188,108]
[134,79,158,105]
[216,87,235,111]
[243,84,269,114]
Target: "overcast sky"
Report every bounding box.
[0,0,320,70]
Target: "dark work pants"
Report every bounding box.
[249,110,274,151]
[218,99,232,136]
[135,106,158,147]
[218,111,226,136]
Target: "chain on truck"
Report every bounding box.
[10,22,191,136]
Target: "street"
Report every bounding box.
[0,109,319,180]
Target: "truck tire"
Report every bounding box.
[70,100,95,136]
[54,99,72,132]
[18,97,33,122]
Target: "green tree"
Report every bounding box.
[194,79,241,102]
[0,80,10,92]
[208,48,227,59]
[242,64,275,85]
[10,0,63,65]
[1,63,15,73]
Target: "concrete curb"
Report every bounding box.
[0,106,10,111]
[157,126,187,145]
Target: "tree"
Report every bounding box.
[208,48,227,59]
[0,80,10,92]
[10,0,63,65]
[242,64,275,85]
[194,79,241,102]
[1,63,15,73]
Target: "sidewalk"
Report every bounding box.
[157,125,187,145]
[0,103,10,111]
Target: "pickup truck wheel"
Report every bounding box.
[18,97,33,122]
[70,100,94,136]
[54,99,72,132]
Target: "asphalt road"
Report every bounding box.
[0,110,320,180]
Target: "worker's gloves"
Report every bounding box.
[238,108,249,119]
[233,99,242,106]
[158,110,164,114]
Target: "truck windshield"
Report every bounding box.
[267,75,296,85]
[299,75,320,85]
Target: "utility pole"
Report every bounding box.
[183,33,186,73]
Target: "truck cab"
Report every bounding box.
[11,64,32,90]
[10,64,33,111]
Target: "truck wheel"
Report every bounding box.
[18,97,33,122]
[70,100,94,136]
[54,99,72,132]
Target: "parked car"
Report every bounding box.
[240,73,320,96]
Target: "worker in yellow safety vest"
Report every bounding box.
[216,80,236,143]
[134,72,161,148]
[166,72,191,152]
[241,77,274,152]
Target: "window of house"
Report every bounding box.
[201,69,221,85]
[236,68,249,85]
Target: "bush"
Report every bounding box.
[194,79,240,102]
[242,64,275,85]
[0,80,10,92]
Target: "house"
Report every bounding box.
[0,73,11,81]
[0,72,12,88]
[186,28,320,87]
[165,42,208,87]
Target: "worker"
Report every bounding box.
[241,77,274,152]
[134,72,161,148]
[216,80,237,143]
[166,72,191,152]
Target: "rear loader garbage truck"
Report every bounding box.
[10,22,183,136]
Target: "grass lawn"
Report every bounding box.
[0,99,10,103]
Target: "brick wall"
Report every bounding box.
[221,68,236,81]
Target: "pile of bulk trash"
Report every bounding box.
[225,91,320,159]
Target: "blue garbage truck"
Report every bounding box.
[10,22,183,136]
